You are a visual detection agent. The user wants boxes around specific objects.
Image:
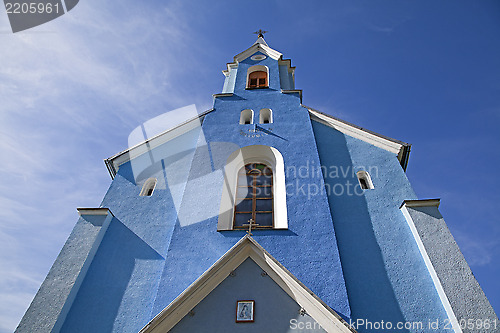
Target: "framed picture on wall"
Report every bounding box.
[236,300,254,322]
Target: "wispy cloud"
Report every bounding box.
[0,0,206,331]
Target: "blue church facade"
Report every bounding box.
[16,36,499,333]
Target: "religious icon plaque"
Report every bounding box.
[236,300,255,323]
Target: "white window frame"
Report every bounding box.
[218,145,287,230]
[356,170,374,190]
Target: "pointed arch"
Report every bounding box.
[218,145,287,231]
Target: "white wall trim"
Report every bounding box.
[400,203,462,333]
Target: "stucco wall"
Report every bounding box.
[59,127,201,332]
[405,205,499,333]
[312,120,450,332]
[151,53,351,321]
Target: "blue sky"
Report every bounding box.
[1,0,499,331]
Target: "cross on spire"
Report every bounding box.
[253,29,268,38]
[242,218,259,236]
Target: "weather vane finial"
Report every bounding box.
[253,29,268,38]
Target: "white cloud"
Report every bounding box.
[0,0,205,331]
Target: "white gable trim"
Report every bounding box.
[223,42,282,76]
[307,107,411,170]
[104,109,213,179]
[140,236,356,333]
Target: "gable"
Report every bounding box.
[140,236,356,333]
[170,258,326,332]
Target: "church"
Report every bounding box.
[16,33,499,333]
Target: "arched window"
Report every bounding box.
[357,171,374,190]
[218,145,287,231]
[240,109,254,124]
[140,178,157,196]
[234,163,273,229]
[248,71,267,88]
[259,108,273,124]
[246,65,269,89]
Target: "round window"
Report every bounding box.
[251,54,267,61]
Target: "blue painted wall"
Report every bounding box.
[27,43,457,333]
[60,127,201,332]
[152,52,351,320]
[171,258,325,332]
[311,121,449,332]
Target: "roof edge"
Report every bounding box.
[306,105,411,170]
[104,108,214,179]
[140,235,356,333]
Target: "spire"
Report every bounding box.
[253,29,268,46]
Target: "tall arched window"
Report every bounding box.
[357,171,374,190]
[240,109,254,124]
[234,163,273,229]
[218,145,287,231]
[259,108,273,124]
[140,178,157,196]
[246,65,269,89]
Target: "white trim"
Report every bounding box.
[139,236,355,333]
[223,42,282,76]
[400,203,462,333]
[401,198,440,208]
[104,109,213,179]
[234,43,282,63]
[218,145,287,231]
[308,108,404,156]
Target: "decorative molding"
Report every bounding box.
[139,236,356,333]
